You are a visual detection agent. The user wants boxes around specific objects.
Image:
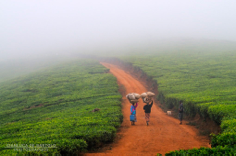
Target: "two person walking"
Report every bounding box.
[130,97,153,126]
[130,99,184,125]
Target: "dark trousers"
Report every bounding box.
[179,113,183,121]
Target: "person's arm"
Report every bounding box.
[142,98,145,103]
[150,100,153,107]
[135,102,138,108]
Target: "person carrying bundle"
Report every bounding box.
[130,102,138,125]
[143,98,153,126]
[141,92,155,126]
[126,93,140,125]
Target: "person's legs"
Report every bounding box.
[131,114,135,125]
[145,113,150,125]
[145,113,149,122]
[132,114,136,125]
[179,113,183,124]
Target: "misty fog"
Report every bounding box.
[1,1,236,61]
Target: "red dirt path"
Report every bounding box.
[84,62,210,156]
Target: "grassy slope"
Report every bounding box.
[0,56,74,83]
[120,51,236,153]
[0,59,122,155]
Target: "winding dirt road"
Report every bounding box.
[85,62,210,156]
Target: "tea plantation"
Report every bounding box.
[0,60,122,155]
[121,51,236,155]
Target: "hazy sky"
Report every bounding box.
[1,1,236,60]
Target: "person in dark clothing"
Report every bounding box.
[179,101,184,124]
[143,98,153,126]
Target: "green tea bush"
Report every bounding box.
[166,146,236,156]
[121,51,236,154]
[211,132,236,148]
[0,59,122,155]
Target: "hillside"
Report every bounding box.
[120,51,236,154]
[0,56,76,83]
[0,59,122,155]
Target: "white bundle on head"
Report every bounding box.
[146,91,155,97]
[140,91,155,103]
[126,93,140,104]
[141,92,155,98]
[140,92,147,98]
[133,93,141,99]
[143,97,152,103]
[126,93,136,100]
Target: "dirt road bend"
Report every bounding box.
[84,62,210,156]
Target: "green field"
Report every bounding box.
[0,56,74,83]
[121,51,236,154]
[0,59,122,155]
[1,44,236,155]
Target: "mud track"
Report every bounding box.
[84,62,210,156]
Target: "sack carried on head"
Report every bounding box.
[126,93,140,104]
[146,91,155,97]
[126,93,135,100]
[143,97,152,103]
[141,92,147,98]
[126,93,140,100]
[141,91,155,98]
[133,93,141,99]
